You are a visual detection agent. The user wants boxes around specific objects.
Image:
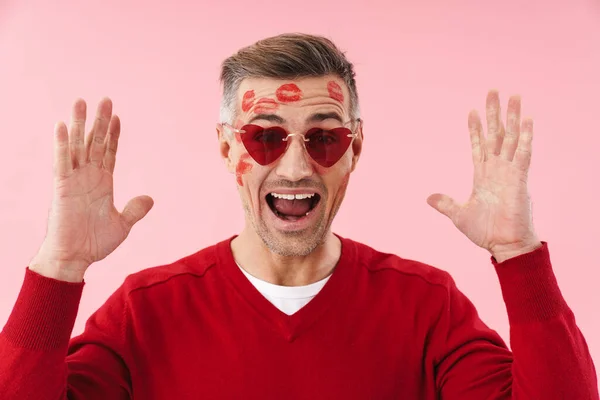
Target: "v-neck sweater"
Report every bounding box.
[237,264,330,315]
[0,236,597,399]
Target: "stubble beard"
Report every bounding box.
[243,200,333,257]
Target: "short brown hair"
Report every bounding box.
[219,33,360,123]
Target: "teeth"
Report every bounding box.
[270,193,316,200]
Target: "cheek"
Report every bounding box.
[316,166,351,208]
[329,172,350,204]
[235,153,254,186]
[326,172,351,210]
[339,172,350,193]
[314,152,353,176]
[314,163,328,176]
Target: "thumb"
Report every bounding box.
[121,195,154,230]
[426,193,460,221]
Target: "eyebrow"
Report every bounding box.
[307,112,344,123]
[247,112,344,125]
[248,114,285,124]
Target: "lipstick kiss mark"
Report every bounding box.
[254,98,279,114]
[327,81,344,103]
[276,83,302,103]
[235,153,253,186]
[242,90,255,112]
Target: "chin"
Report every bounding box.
[257,213,329,257]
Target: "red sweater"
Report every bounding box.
[0,236,597,399]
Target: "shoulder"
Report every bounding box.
[342,236,454,291]
[120,240,222,296]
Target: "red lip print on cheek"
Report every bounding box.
[235,153,253,186]
[276,83,302,102]
[242,90,256,112]
[327,81,344,103]
[254,98,279,114]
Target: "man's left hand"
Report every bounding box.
[427,90,542,263]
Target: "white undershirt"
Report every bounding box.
[238,264,331,315]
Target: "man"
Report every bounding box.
[0,33,597,399]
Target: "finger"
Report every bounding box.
[69,99,87,168]
[426,193,461,225]
[53,122,72,178]
[468,110,486,164]
[500,95,521,161]
[121,195,155,231]
[485,90,503,156]
[514,118,534,172]
[87,98,113,167]
[103,115,120,174]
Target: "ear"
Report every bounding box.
[217,123,235,174]
[350,120,364,172]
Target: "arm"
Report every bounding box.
[0,97,152,399]
[425,90,598,398]
[0,268,132,400]
[432,242,598,399]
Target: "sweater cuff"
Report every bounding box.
[492,241,568,324]
[2,267,84,350]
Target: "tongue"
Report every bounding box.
[272,198,312,217]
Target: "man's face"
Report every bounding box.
[219,75,362,257]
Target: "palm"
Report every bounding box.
[49,166,126,264]
[36,98,153,267]
[427,91,539,256]
[451,155,533,250]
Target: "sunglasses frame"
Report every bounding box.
[220,118,362,167]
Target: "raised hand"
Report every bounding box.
[426,90,541,263]
[30,98,154,281]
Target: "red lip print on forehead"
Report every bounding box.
[254,98,279,114]
[242,90,256,112]
[276,83,302,102]
[327,81,344,103]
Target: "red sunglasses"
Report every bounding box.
[223,119,361,168]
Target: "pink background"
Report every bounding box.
[1,0,599,382]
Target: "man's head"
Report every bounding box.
[217,33,363,257]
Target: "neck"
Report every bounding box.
[231,228,341,287]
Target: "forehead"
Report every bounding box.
[236,75,350,119]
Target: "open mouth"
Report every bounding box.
[266,192,322,221]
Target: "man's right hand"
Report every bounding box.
[29,98,154,282]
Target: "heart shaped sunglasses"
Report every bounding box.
[221,119,361,168]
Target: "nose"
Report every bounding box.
[274,135,314,181]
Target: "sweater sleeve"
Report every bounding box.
[432,242,599,399]
[0,268,133,400]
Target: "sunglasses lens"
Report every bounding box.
[305,127,353,168]
[240,125,288,165]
